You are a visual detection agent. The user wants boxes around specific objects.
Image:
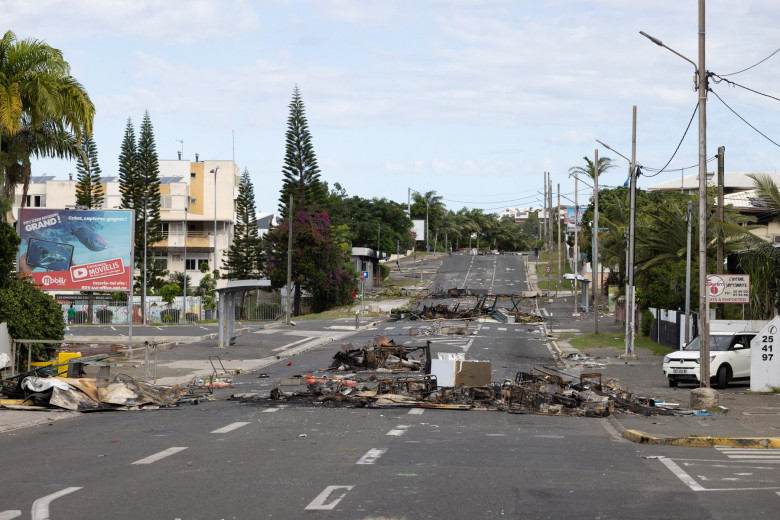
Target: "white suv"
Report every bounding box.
[662,332,756,389]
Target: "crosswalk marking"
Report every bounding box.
[387,425,411,436]
[716,446,780,460]
[305,486,354,511]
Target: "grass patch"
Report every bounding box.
[568,332,674,356]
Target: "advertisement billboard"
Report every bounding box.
[566,207,585,232]
[706,274,750,304]
[17,208,134,292]
[411,220,426,242]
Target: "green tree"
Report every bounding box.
[278,85,326,218]
[119,112,165,306]
[265,210,356,315]
[0,220,20,286]
[0,30,94,209]
[74,134,104,208]
[568,155,616,182]
[224,168,262,279]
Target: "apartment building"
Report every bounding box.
[11,157,241,286]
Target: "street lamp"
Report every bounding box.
[183,189,196,323]
[209,166,220,271]
[641,14,711,388]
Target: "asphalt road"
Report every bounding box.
[3,252,779,519]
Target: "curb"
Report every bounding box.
[621,429,780,448]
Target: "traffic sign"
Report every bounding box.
[360,271,369,281]
[546,265,551,274]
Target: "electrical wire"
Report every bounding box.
[710,87,780,149]
[717,48,780,77]
[642,101,700,178]
[710,73,780,103]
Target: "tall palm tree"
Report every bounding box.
[568,155,616,181]
[0,30,94,209]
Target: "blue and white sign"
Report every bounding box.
[360,271,369,281]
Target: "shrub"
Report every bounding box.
[640,309,654,337]
[380,264,391,281]
[0,277,64,361]
[160,309,181,323]
[96,308,114,324]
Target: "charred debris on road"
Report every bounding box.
[235,334,680,418]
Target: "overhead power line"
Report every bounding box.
[710,87,780,149]
[718,48,780,77]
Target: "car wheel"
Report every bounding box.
[715,365,731,389]
[668,378,678,388]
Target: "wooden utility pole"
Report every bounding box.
[716,146,725,320]
[557,183,561,296]
[286,194,293,325]
[594,149,599,334]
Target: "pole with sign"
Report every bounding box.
[751,318,779,392]
[360,270,369,319]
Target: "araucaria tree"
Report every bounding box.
[278,85,327,218]
[119,111,165,306]
[224,168,262,279]
[75,135,104,208]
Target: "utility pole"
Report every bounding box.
[286,194,293,325]
[573,174,579,316]
[549,176,554,263]
[697,0,711,387]
[716,145,725,320]
[557,183,561,296]
[543,172,547,249]
[626,105,638,357]
[685,200,693,345]
[594,149,600,334]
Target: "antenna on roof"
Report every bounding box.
[177,140,183,160]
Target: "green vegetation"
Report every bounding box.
[567,332,673,357]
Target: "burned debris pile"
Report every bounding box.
[399,291,544,325]
[242,337,679,417]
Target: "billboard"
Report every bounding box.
[566,207,585,232]
[706,274,750,304]
[17,208,134,292]
[411,220,426,242]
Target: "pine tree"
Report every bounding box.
[136,110,165,296]
[224,168,262,279]
[278,85,326,218]
[75,135,104,208]
[118,118,138,211]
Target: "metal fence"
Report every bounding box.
[232,290,284,321]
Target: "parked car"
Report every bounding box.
[662,331,756,388]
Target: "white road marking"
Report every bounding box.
[31,487,82,520]
[262,407,281,413]
[408,408,424,415]
[272,336,311,352]
[385,326,396,330]
[132,447,188,465]
[356,448,387,464]
[387,425,411,436]
[541,308,549,317]
[305,486,354,510]
[660,459,706,492]
[211,422,250,434]
[486,433,506,436]
[0,511,21,520]
[497,327,507,331]
[482,326,491,330]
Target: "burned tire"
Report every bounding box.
[715,365,731,389]
[668,378,678,388]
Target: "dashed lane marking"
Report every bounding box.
[408,409,424,415]
[305,486,354,511]
[211,422,250,434]
[387,425,411,436]
[498,327,507,331]
[356,448,387,465]
[0,511,21,519]
[31,487,82,520]
[132,447,188,465]
[262,407,281,413]
[272,337,311,352]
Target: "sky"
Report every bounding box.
[6,0,780,215]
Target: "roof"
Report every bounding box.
[215,279,271,295]
[647,172,780,192]
[31,175,55,184]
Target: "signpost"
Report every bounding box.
[751,317,780,392]
[705,274,750,304]
[360,270,369,318]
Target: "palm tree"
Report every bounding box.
[0,30,94,209]
[568,155,616,181]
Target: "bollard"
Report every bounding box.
[355,311,360,330]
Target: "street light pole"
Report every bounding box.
[210,166,221,272]
[593,149,599,334]
[641,4,710,385]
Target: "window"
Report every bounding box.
[160,223,170,236]
[154,252,168,271]
[191,172,196,178]
[161,194,172,209]
[25,195,44,207]
[198,259,209,270]
[185,258,197,270]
